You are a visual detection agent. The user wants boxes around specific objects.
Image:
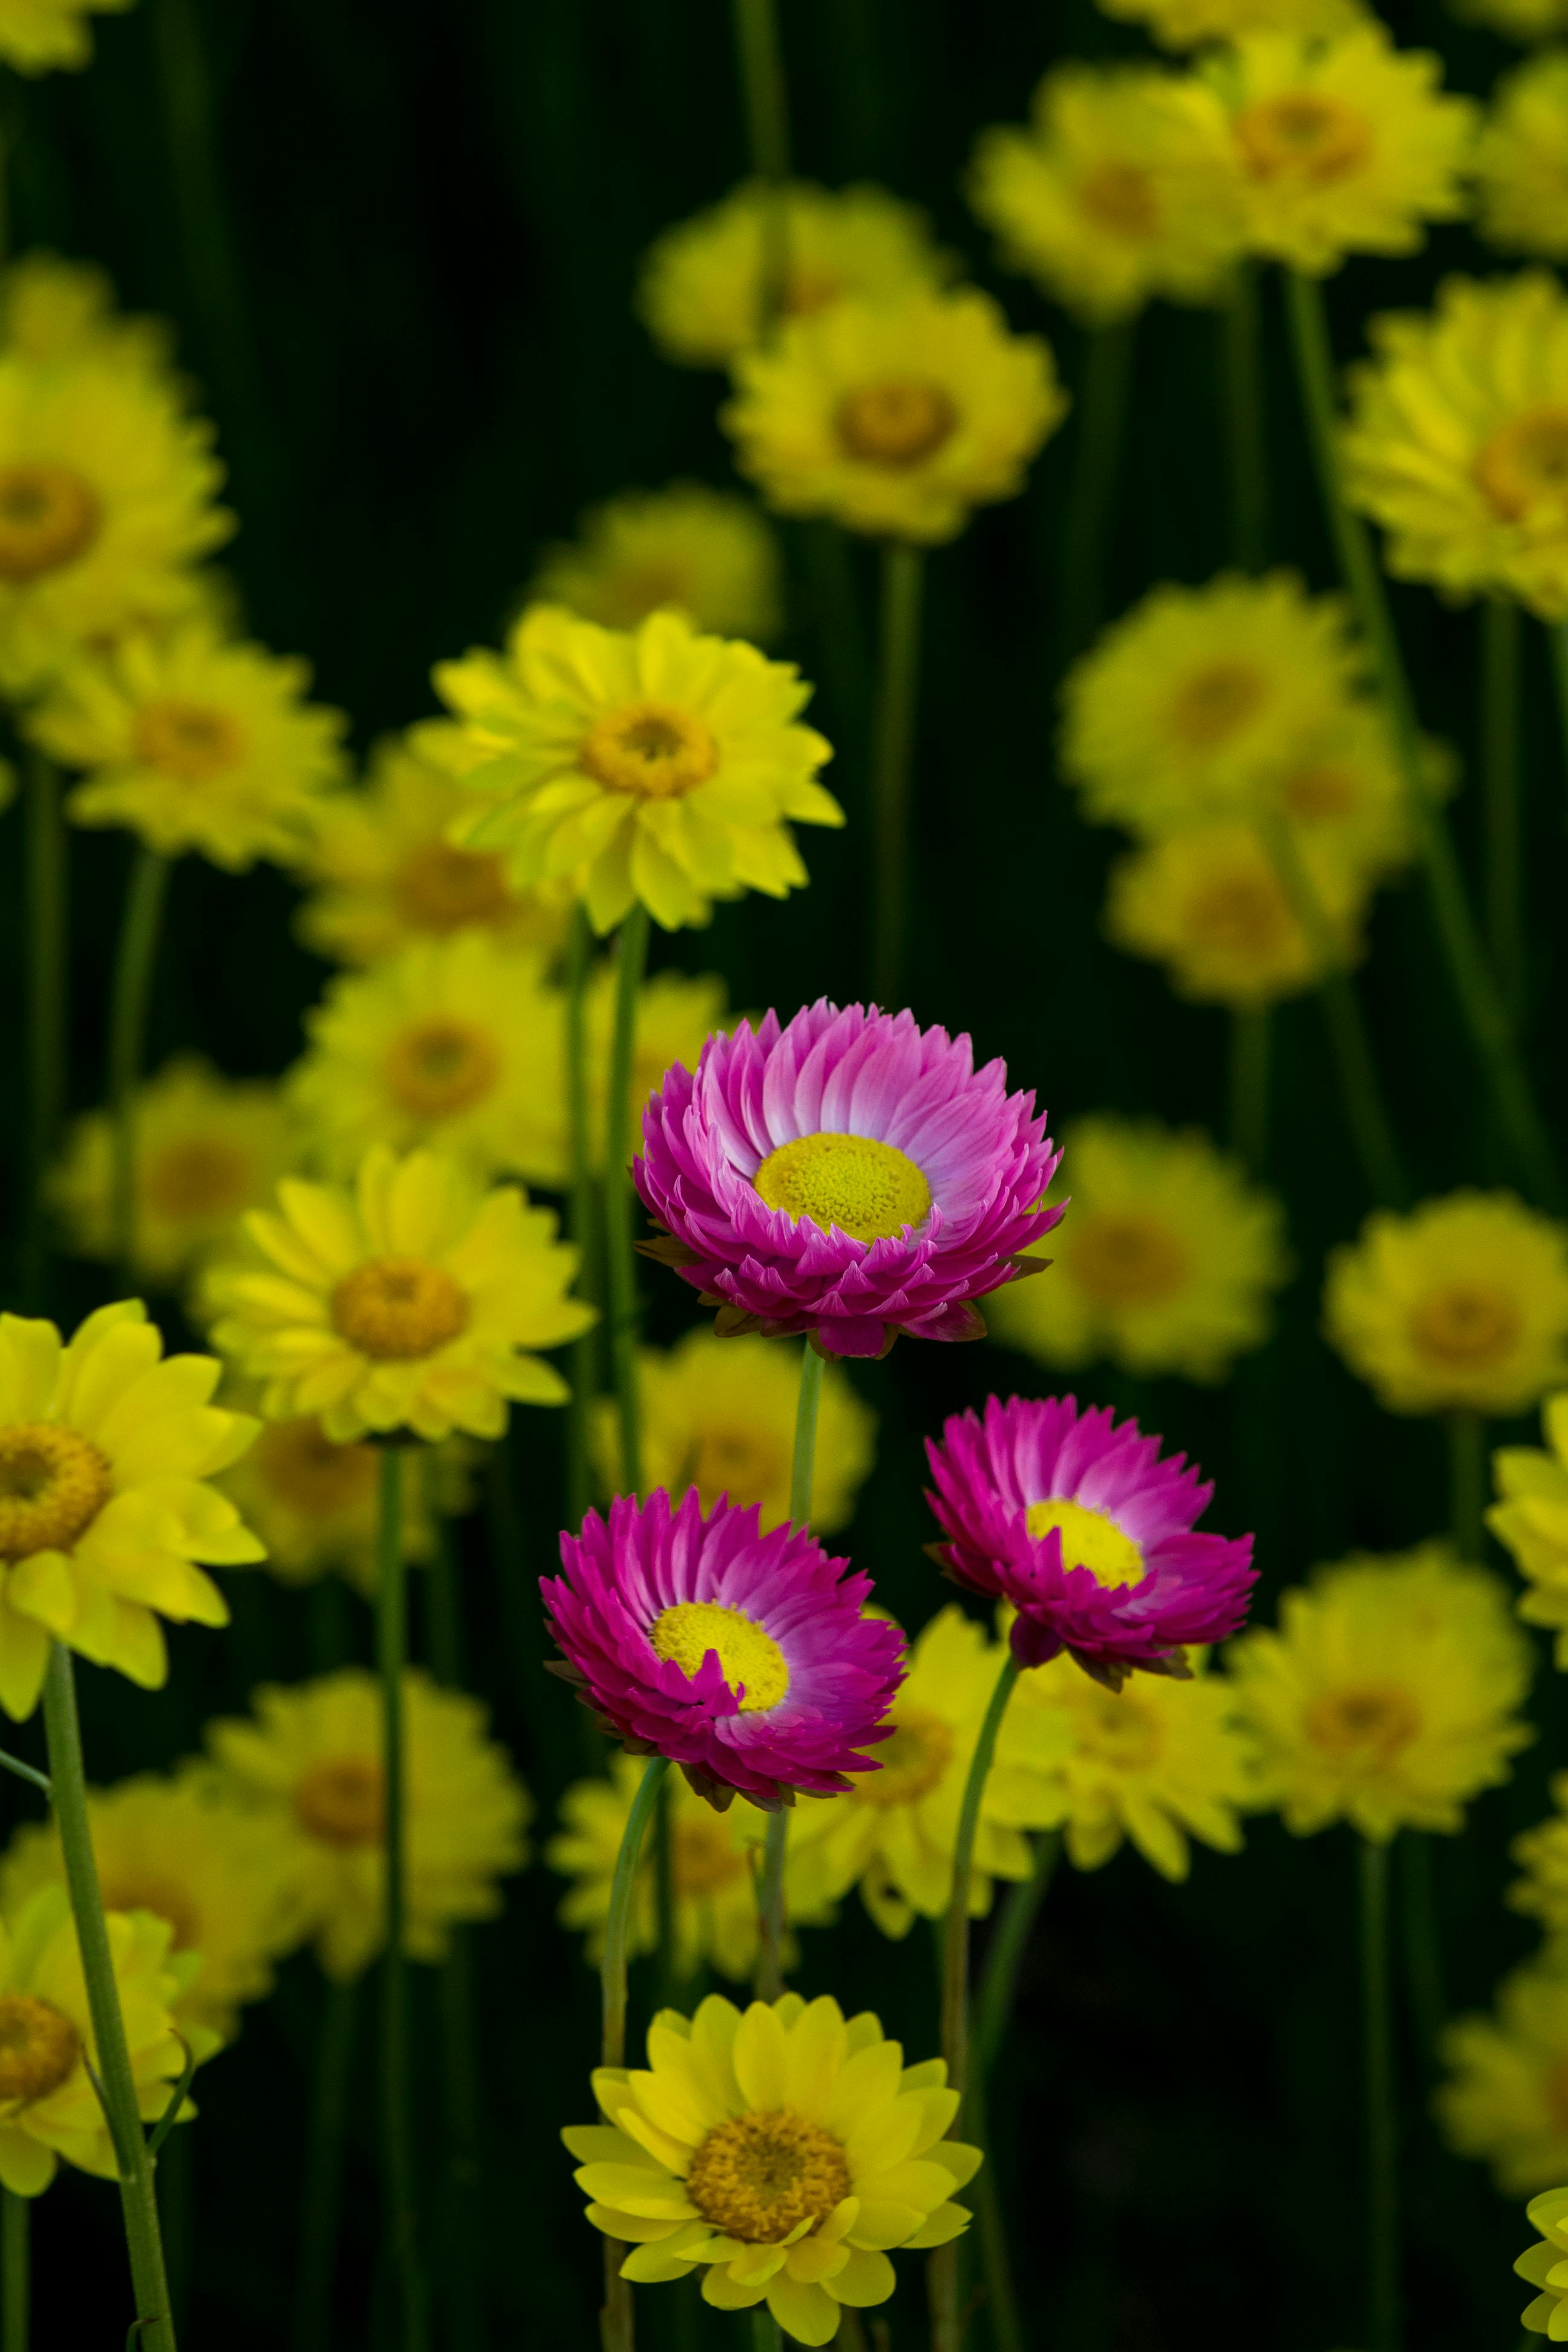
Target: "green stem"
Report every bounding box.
[1482,598,1524,1020]
[604,906,650,1499]
[108,846,171,1282]
[1227,1007,1270,1177]
[601,1756,670,2352]
[2,2190,26,2352]
[1220,261,1269,570]
[869,541,926,1008]
[970,2091,1024,2352]
[21,753,67,1313]
[375,1446,427,2352]
[1447,1411,1486,1564]
[439,1930,488,2352]
[1284,268,1561,1209]
[730,0,791,331]
[653,1774,678,2012]
[296,1978,356,2352]
[41,1645,175,2352]
[789,1344,825,1529]
[1400,1832,1446,2074]
[564,904,595,1531]
[971,1829,1061,2090]
[1057,317,1136,662]
[753,1811,789,2002]
[1359,1834,1400,2352]
[751,2312,783,2351]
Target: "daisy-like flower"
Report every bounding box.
[1228,1544,1534,1839]
[0,0,130,75]
[593,1333,877,1535]
[434,605,841,935]
[48,1055,295,1291]
[528,483,783,643]
[541,1488,904,1809]
[206,1668,531,1982]
[926,1396,1256,1688]
[567,1991,979,2345]
[1094,0,1363,48]
[1475,53,1568,259]
[637,180,952,368]
[723,287,1067,546]
[1511,1778,1568,1952]
[1439,1963,1568,2196]
[1516,2184,1568,2341]
[208,1144,593,1443]
[635,1000,1059,1361]
[1105,822,1370,1008]
[985,1114,1290,1383]
[0,1301,262,1716]
[1324,1191,1568,1417]
[0,254,169,376]
[969,64,1249,326]
[1342,273,1568,621]
[1492,1395,1568,1663]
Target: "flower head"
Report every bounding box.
[1492,1395,1568,1663]
[1105,822,1369,1007]
[0,255,169,375]
[1094,0,1362,47]
[568,1991,979,2345]
[0,0,131,76]
[925,1396,1256,1687]
[635,1000,1059,1360]
[1515,2183,1568,2339]
[528,483,783,642]
[1439,1962,1568,2195]
[1475,52,1568,260]
[722,288,1067,545]
[1228,1543,1534,1839]
[541,1488,904,1809]
[434,606,840,934]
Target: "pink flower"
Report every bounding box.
[924,1394,1256,1688]
[541,1488,904,1809]
[634,999,1060,1359]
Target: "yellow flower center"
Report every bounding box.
[753,1131,931,1244]
[578,701,719,800]
[142,1137,254,1220]
[835,379,958,469]
[783,267,848,319]
[132,700,247,783]
[293,1756,385,1846]
[1281,761,1360,822]
[854,1706,954,1808]
[0,462,100,580]
[99,1880,200,1953]
[1025,1497,1146,1589]
[687,2110,851,2244]
[0,1993,80,2104]
[385,1016,502,1119]
[1234,92,1371,186]
[1407,1282,1522,1371]
[686,1424,788,1514]
[332,1258,469,1360]
[1068,1211,1191,1310]
[672,1811,748,1898]
[1185,874,1292,962]
[0,1424,112,1560]
[1075,1687,1162,1771]
[394,842,514,931]
[1078,162,1160,238]
[648,1600,789,1712]
[1475,407,1568,521]
[1303,1685,1420,1760]
[253,1418,379,1520]
[1168,661,1269,748]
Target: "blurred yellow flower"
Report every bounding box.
[1228,1543,1534,1839]
[1105,822,1367,1008]
[435,605,840,934]
[0,253,170,375]
[1439,1963,1568,2195]
[1511,1778,1568,1952]
[528,483,783,642]
[594,1331,876,1530]
[0,0,131,75]
[205,1667,531,1982]
[1475,53,1568,258]
[638,180,950,368]
[1325,1192,1568,1417]
[208,1144,593,1442]
[969,64,1248,325]
[1095,0,1364,47]
[724,287,1067,545]
[1492,1394,1568,1663]
[1459,0,1568,38]
[985,1115,1289,1382]
[1515,2183,1568,2339]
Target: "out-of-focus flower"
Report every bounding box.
[1105,823,1367,1007]
[1510,1779,1568,1952]
[1492,1395,1568,1662]
[1440,1963,1568,2195]
[1094,0,1364,48]
[0,0,132,76]
[1475,53,1568,258]
[1458,0,1568,41]
[528,483,783,642]
[0,254,170,376]
[1515,2184,1568,2339]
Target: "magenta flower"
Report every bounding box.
[924,1394,1256,1688]
[540,1488,905,1809]
[634,999,1060,1359]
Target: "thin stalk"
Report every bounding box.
[1400,1832,1446,2074]
[751,2313,783,2351]
[1227,1007,1270,1177]
[41,1645,175,2352]
[108,846,171,1281]
[564,904,595,1530]
[2,2190,26,2352]
[970,2092,1024,2352]
[730,0,791,330]
[1284,269,1561,1208]
[1359,1835,1400,2352]
[869,542,926,1007]
[653,1774,678,2012]
[1057,317,1136,662]
[789,1344,825,1528]
[374,1446,427,2352]
[1448,1411,1486,1564]
[296,1979,357,2352]
[1220,261,1269,570]
[601,1756,671,2352]
[21,753,67,1312]
[753,1811,789,2003]
[1481,599,1524,1019]
[971,1829,1061,2090]
[604,906,650,1498]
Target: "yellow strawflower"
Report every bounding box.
[593,1331,876,1532]
[1511,1779,1568,1952]
[0,0,130,74]
[1439,1963,1568,2195]
[48,1055,295,1290]
[638,180,950,368]
[569,1991,979,2344]
[1227,1543,1534,1839]
[1105,822,1367,1007]
[1342,273,1568,622]
[723,287,1067,546]
[206,1667,529,1982]
[1095,0,1364,47]
[1324,1191,1568,1417]
[969,64,1248,325]
[1491,1395,1568,1663]
[207,1143,593,1443]
[0,253,169,375]
[985,1115,1289,1382]
[1516,2184,1568,2339]
[1475,53,1568,258]
[528,482,783,642]
[434,605,841,934]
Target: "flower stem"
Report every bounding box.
[750,1345,826,2003]
[2,2189,27,2352]
[1220,261,1269,570]
[653,1774,678,2012]
[1283,267,1561,1210]
[374,1445,427,2352]
[1482,598,1524,1021]
[939,1656,1019,2120]
[1359,1834,1400,2352]
[1447,1411,1486,1564]
[970,1828,1061,2091]
[1057,316,1136,663]
[296,1978,356,2352]
[970,2089,1024,2352]
[601,1755,670,2352]
[564,903,595,1530]
[108,845,171,1282]
[21,752,67,1314]
[41,1644,177,2352]
[730,0,791,329]
[751,2313,783,2351]
[869,541,926,1008]
[1227,1007,1270,1177]
[605,905,650,1498]
[789,1342,825,1529]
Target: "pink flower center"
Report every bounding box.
[1025,1497,1145,1590]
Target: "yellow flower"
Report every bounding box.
[985,1114,1289,1382]
[0,1884,197,2197]
[1475,52,1568,258]
[1511,1779,1568,1952]
[0,1301,261,1717]
[1105,822,1367,1008]
[723,287,1067,546]
[528,483,783,642]
[637,180,951,368]
[1325,1191,1568,1417]
[207,1144,593,1443]
[569,1991,980,2345]
[0,253,170,376]
[1342,272,1568,622]
[1439,1963,1568,2195]
[1227,1543,1534,1839]
[593,1332,876,1533]
[48,1055,295,1290]
[0,0,130,74]
[434,605,841,934]
[1515,2183,1568,2339]
[795,1607,1068,1939]
[1094,0,1364,48]
[0,1771,292,2040]
[1492,1395,1568,1663]
[969,64,1248,325]
[204,1667,531,1981]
